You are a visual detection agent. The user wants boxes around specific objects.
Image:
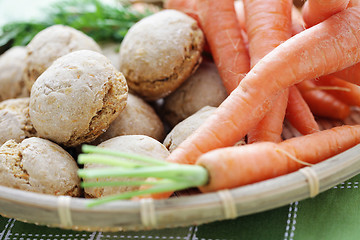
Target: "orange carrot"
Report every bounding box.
[302,0,350,27]
[164,0,199,23]
[246,91,288,143]
[313,75,360,106]
[78,125,360,205]
[196,0,250,93]
[284,5,320,135]
[234,0,246,31]
[333,63,360,85]
[293,0,360,88]
[348,0,360,7]
[243,0,292,143]
[197,125,360,192]
[167,7,360,165]
[319,2,360,86]
[244,0,292,67]
[297,80,351,120]
[291,5,305,35]
[285,86,320,135]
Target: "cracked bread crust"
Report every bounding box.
[29,50,128,147]
[163,60,228,127]
[84,135,169,198]
[0,98,37,145]
[0,47,29,101]
[23,25,102,93]
[0,138,81,196]
[91,93,165,145]
[163,106,216,152]
[119,9,205,101]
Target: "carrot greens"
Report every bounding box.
[77,145,208,207]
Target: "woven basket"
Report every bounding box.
[1,108,360,232]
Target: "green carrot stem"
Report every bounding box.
[86,182,192,207]
[82,179,174,188]
[81,145,168,166]
[78,154,143,168]
[77,164,208,187]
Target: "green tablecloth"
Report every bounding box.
[1,173,360,240]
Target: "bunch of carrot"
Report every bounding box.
[78,0,360,205]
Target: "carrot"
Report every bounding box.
[283,5,320,135]
[300,0,360,87]
[234,0,246,31]
[296,80,351,120]
[291,5,352,121]
[197,125,360,192]
[244,0,292,67]
[333,63,360,85]
[313,75,360,107]
[285,86,320,135]
[291,5,305,35]
[246,91,288,143]
[167,6,360,165]
[163,0,199,23]
[302,0,350,27]
[348,0,360,7]
[78,125,360,205]
[243,0,292,143]
[294,1,360,88]
[196,0,250,93]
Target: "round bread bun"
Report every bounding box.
[0,47,28,101]
[84,135,169,198]
[92,93,165,144]
[0,137,81,196]
[0,98,37,145]
[29,50,128,147]
[119,9,204,101]
[162,60,227,127]
[24,25,102,92]
[163,106,216,152]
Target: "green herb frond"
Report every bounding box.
[0,0,154,50]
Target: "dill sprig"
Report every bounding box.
[0,0,154,50]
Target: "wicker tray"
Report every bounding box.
[1,109,360,232]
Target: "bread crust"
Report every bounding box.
[29,50,128,147]
[119,10,204,101]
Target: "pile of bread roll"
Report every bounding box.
[0,9,227,199]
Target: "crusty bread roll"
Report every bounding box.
[162,60,227,127]
[0,137,81,196]
[119,9,205,101]
[0,98,37,145]
[92,93,165,144]
[0,47,28,101]
[29,50,128,147]
[163,106,216,152]
[85,135,169,198]
[24,25,102,92]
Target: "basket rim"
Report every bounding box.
[1,143,360,231]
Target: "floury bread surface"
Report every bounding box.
[29,50,128,147]
[23,25,102,92]
[119,9,204,100]
[0,138,81,196]
[0,47,28,101]
[85,135,169,198]
[0,98,37,145]
[92,93,165,144]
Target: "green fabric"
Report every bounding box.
[1,175,360,240]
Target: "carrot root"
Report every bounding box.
[197,125,360,192]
